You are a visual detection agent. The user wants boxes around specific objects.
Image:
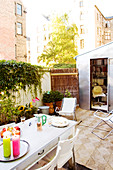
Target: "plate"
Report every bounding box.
[0,140,30,162]
[51,117,69,127]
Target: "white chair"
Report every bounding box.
[57,98,77,120]
[57,128,79,169]
[91,110,113,140]
[29,146,61,170]
[42,128,79,169]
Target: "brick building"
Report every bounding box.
[73,0,113,54]
[0,0,27,62]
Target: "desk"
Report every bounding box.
[0,116,77,170]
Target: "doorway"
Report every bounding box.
[90,58,108,111]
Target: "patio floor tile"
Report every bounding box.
[75,107,113,170]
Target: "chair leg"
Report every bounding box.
[72,147,77,170]
[91,120,113,140]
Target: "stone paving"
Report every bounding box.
[75,107,113,170]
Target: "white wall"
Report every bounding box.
[13,71,51,108]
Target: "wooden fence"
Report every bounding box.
[51,68,79,104]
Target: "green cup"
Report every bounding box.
[41,115,47,125]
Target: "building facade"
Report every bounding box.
[73,0,113,54]
[36,15,51,65]
[0,0,27,62]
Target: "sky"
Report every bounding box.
[22,0,113,36]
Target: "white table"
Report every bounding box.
[0,116,77,170]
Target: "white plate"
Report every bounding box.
[51,117,69,127]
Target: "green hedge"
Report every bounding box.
[53,63,76,68]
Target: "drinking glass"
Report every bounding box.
[21,116,26,123]
[37,116,42,130]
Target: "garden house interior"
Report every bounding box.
[90,58,108,111]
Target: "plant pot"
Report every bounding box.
[55,101,62,109]
[38,106,49,115]
[44,102,54,114]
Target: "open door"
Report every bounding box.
[90,58,108,111]
[108,58,113,111]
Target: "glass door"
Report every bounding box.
[90,58,108,111]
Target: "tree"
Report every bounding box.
[38,13,78,66]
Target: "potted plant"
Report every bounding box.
[65,89,72,98]
[54,91,64,109]
[42,90,64,114]
[42,91,55,114]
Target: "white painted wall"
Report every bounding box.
[13,71,51,108]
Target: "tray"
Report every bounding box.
[0,140,30,162]
[51,117,69,128]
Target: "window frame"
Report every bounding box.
[79,1,83,7]
[17,3,22,16]
[104,31,111,40]
[17,22,22,35]
[80,25,85,34]
[80,39,84,49]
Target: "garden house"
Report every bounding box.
[75,41,113,112]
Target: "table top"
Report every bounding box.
[0,116,77,170]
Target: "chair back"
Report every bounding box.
[92,86,103,96]
[57,128,79,168]
[61,98,77,112]
[37,146,61,170]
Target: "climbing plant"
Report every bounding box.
[0,60,49,96]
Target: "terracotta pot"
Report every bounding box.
[55,101,62,109]
[44,102,54,114]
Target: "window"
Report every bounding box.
[105,31,111,40]
[97,27,101,36]
[44,36,46,41]
[97,13,98,20]
[80,11,84,20]
[15,44,17,58]
[80,25,85,34]
[80,1,83,7]
[80,39,84,49]
[15,23,16,36]
[105,21,110,28]
[17,22,22,35]
[48,34,51,40]
[43,25,46,31]
[97,41,101,46]
[17,3,22,15]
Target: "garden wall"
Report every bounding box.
[51,68,79,104]
[14,72,51,108]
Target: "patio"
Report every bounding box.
[75,107,113,170]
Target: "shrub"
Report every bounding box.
[42,90,64,103]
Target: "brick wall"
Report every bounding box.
[0,0,27,62]
[0,0,15,60]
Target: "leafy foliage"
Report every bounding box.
[0,60,48,96]
[65,89,72,98]
[38,13,78,66]
[53,63,76,68]
[42,90,64,103]
[17,102,37,121]
[0,95,20,124]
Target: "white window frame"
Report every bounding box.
[17,3,22,16]
[17,22,22,35]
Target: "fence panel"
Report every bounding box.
[51,68,79,103]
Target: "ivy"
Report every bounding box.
[0,60,49,96]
